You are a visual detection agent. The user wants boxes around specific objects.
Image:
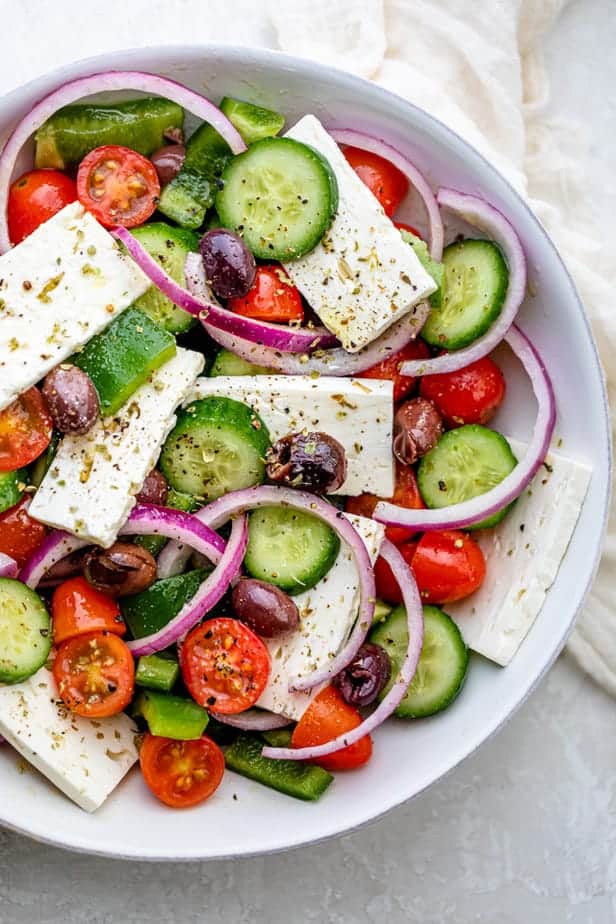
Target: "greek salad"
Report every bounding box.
[0,72,591,813]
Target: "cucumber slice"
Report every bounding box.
[418,424,518,529]
[133,488,199,557]
[0,579,52,683]
[244,506,340,595]
[35,98,183,171]
[209,348,270,377]
[225,734,333,801]
[30,433,59,488]
[0,469,26,514]
[421,239,508,350]
[400,228,444,308]
[370,604,468,718]
[216,137,338,260]
[160,396,271,500]
[131,223,199,333]
[121,569,207,640]
[220,97,285,145]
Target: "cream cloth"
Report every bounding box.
[0,0,612,692]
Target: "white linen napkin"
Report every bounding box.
[0,0,613,693]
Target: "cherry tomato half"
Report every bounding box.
[8,169,77,245]
[291,686,372,771]
[53,630,135,717]
[419,357,506,428]
[361,339,431,404]
[139,733,225,808]
[411,531,486,604]
[346,462,425,546]
[0,387,53,472]
[180,617,270,715]
[228,265,304,323]
[343,147,408,217]
[0,498,47,567]
[52,576,126,645]
[76,145,160,228]
[374,541,418,604]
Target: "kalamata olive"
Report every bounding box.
[136,469,169,506]
[150,143,186,187]
[393,397,443,465]
[231,578,299,637]
[266,431,347,494]
[199,228,256,299]
[41,364,100,435]
[334,642,392,707]
[39,547,92,588]
[84,542,157,598]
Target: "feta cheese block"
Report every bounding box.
[0,667,138,812]
[256,513,385,720]
[282,115,436,352]
[188,374,394,496]
[0,201,149,411]
[30,348,205,547]
[447,439,592,666]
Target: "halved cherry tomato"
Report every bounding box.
[291,686,372,771]
[0,498,47,567]
[411,531,486,604]
[53,630,135,717]
[180,617,270,715]
[76,145,160,228]
[343,146,408,217]
[0,387,53,472]
[394,220,422,239]
[139,733,225,808]
[8,169,77,245]
[374,541,418,604]
[361,339,431,403]
[419,357,506,428]
[228,265,304,323]
[346,462,425,545]
[52,576,126,645]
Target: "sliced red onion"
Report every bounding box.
[262,539,424,761]
[329,129,443,260]
[400,187,527,377]
[126,516,247,657]
[375,325,556,531]
[0,70,246,253]
[0,553,19,579]
[20,532,88,589]
[210,710,292,732]
[119,503,224,563]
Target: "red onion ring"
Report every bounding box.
[0,553,19,579]
[20,531,88,589]
[262,539,424,761]
[329,129,443,260]
[400,187,527,377]
[210,710,292,732]
[0,70,247,254]
[126,516,247,656]
[375,325,556,530]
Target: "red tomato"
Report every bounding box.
[76,145,160,228]
[361,339,431,403]
[180,617,270,715]
[411,531,486,604]
[8,169,77,244]
[419,357,506,428]
[52,576,126,645]
[139,733,225,808]
[53,630,135,717]
[0,387,53,472]
[346,462,425,545]
[394,220,423,239]
[0,498,47,567]
[374,541,418,604]
[343,147,408,217]
[228,265,304,323]
[291,686,372,771]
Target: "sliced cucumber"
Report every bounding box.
[244,506,340,595]
[160,396,271,500]
[216,137,338,260]
[121,569,207,640]
[30,433,59,488]
[418,425,517,529]
[0,579,52,683]
[209,348,270,377]
[158,122,231,229]
[400,228,444,308]
[220,97,285,145]
[0,469,26,514]
[370,604,468,718]
[421,239,508,350]
[132,223,199,333]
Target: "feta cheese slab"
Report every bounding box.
[30,348,205,547]
[188,374,394,496]
[282,115,436,352]
[257,513,385,720]
[0,667,138,812]
[0,202,149,411]
[447,439,592,666]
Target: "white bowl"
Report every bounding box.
[0,45,610,860]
